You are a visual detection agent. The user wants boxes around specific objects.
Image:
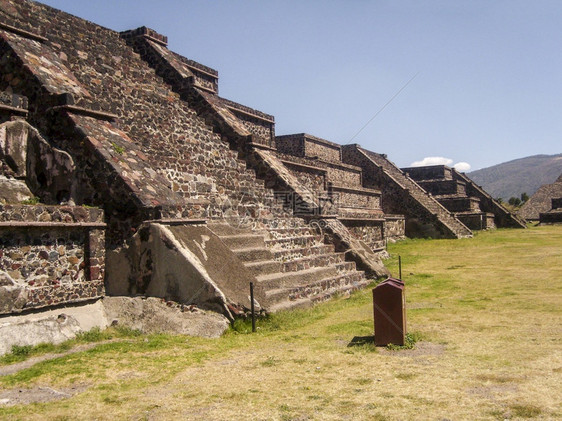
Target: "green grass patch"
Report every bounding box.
[0,326,142,366]
[0,225,560,420]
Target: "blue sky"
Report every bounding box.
[39,0,562,171]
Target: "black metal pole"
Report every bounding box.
[398,255,402,280]
[250,282,256,332]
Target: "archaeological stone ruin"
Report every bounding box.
[0,0,525,348]
[518,173,562,223]
[401,165,526,230]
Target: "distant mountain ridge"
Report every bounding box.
[467,154,562,200]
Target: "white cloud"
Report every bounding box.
[453,162,471,172]
[410,156,471,172]
[410,156,453,167]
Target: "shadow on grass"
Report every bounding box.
[347,336,375,347]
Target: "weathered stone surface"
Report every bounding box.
[102,296,229,338]
[0,0,389,318]
[0,119,77,206]
[0,175,32,203]
[539,197,562,224]
[0,311,81,355]
[342,145,473,239]
[0,270,27,313]
[0,297,229,355]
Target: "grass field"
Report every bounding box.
[0,225,561,420]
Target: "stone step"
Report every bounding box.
[336,261,357,272]
[265,226,318,239]
[208,223,264,236]
[245,251,348,277]
[265,234,322,250]
[232,246,273,262]
[280,252,346,273]
[267,297,314,313]
[266,271,369,312]
[219,233,265,249]
[272,244,334,260]
[256,266,338,290]
[244,259,282,276]
[285,271,367,301]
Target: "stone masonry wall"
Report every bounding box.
[335,188,381,210]
[275,134,305,157]
[0,204,105,314]
[0,0,284,229]
[341,221,385,252]
[220,98,275,148]
[277,155,327,194]
[402,165,453,181]
[384,216,406,241]
[341,146,458,238]
[418,179,465,196]
[305,138,341,163]
[326,164,362,187]
[275,134,341,163]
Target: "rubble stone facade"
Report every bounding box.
[519,173,562,221]
[539,197,562,224]
[0,0,391,320]
[402,165,525,230]
[0,204,105,314]
[0,0,524,322]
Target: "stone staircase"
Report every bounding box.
[402,165,526,230]
[208,221,370,312]
[343,146,472,238]
[452,168,526,229]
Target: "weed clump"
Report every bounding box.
[510,404,542,418]
[386,331,422,351]
[20,196,40,205]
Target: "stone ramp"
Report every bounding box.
[208,222,370,312]
[342,145,472,239]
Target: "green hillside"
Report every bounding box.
[468,154,562,200]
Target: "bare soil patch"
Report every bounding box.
[0,384,89,406]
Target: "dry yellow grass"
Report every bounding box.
[0,225,561,420]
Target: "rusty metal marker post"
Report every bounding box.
[250,282,256,332]
[373,277,406,346]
